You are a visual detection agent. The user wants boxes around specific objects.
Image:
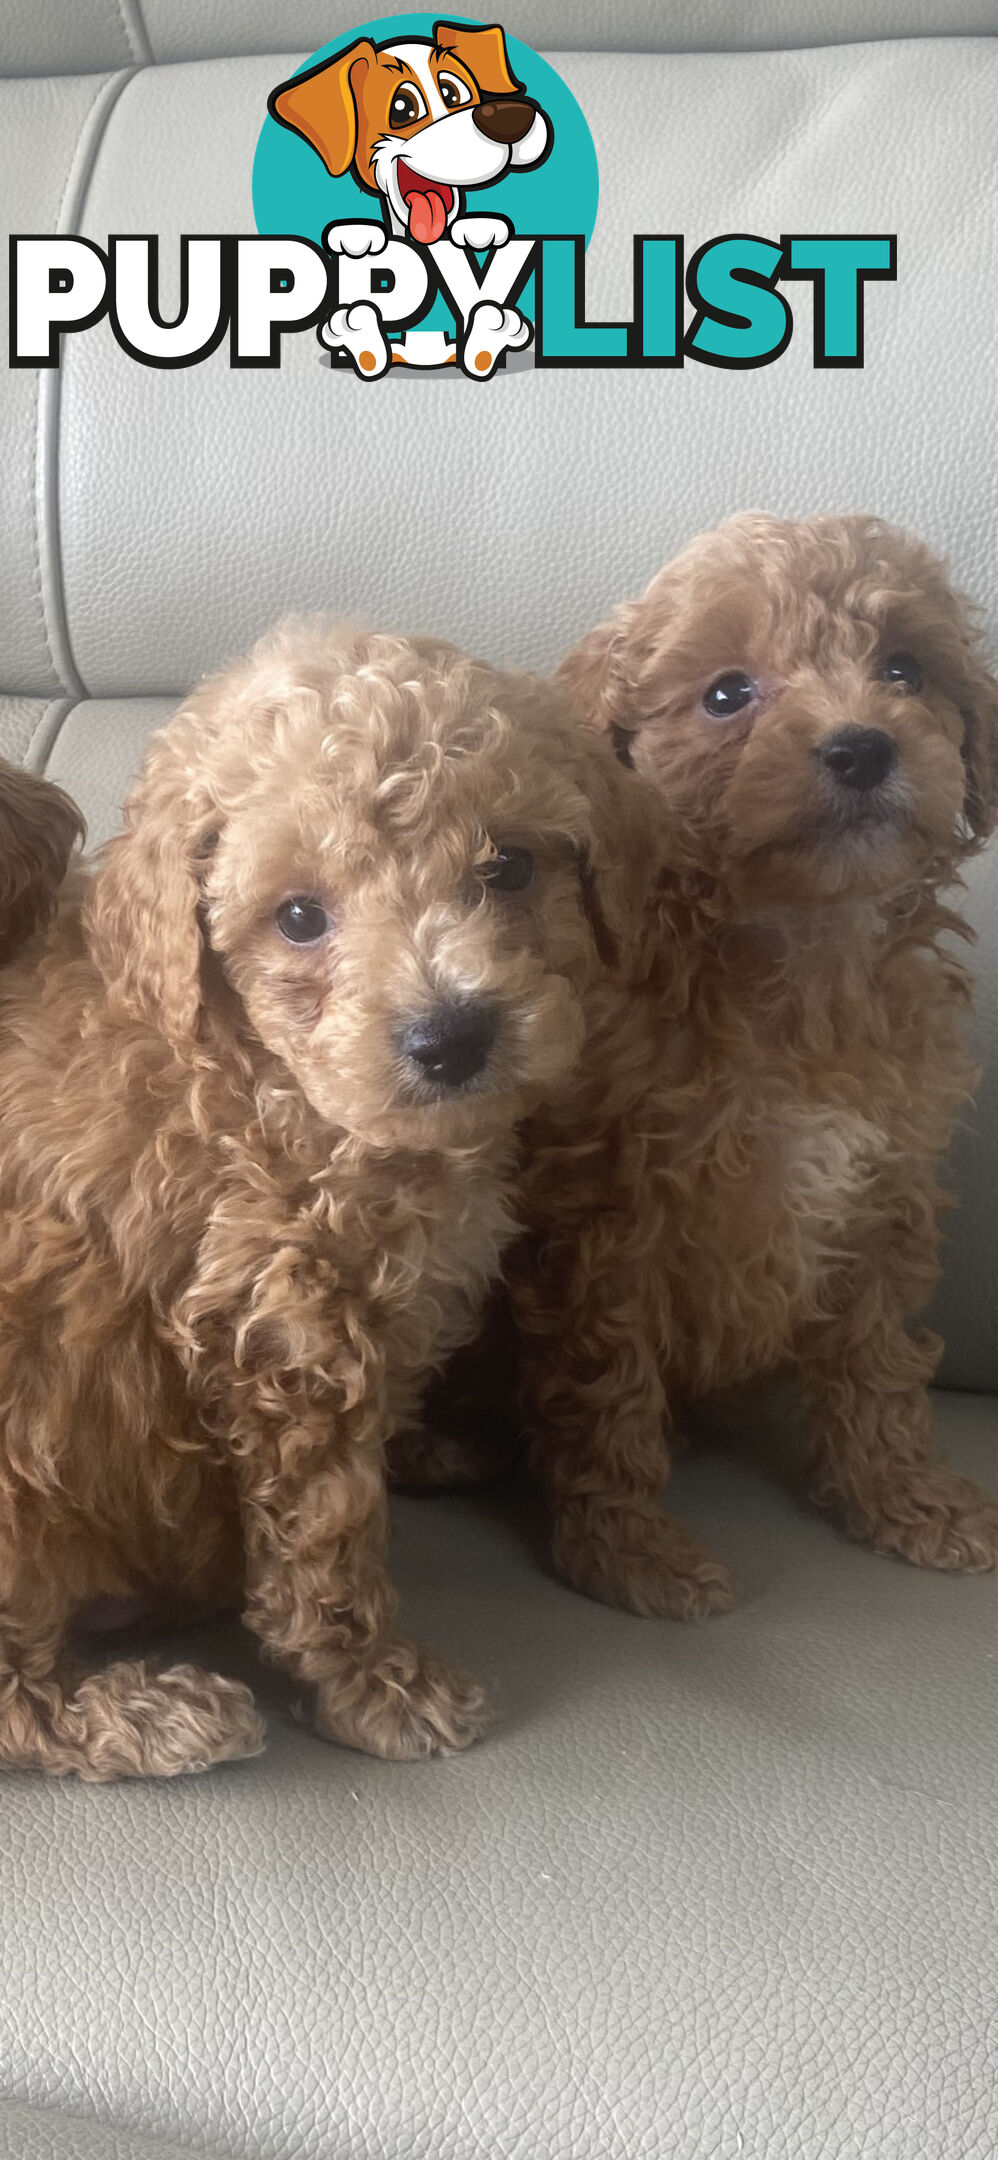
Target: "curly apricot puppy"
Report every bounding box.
[512,514,998,1617]
[0,621,640,1780]
[0,756,82,959]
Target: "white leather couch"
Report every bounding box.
[2,5,997,2155]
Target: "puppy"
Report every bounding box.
[0,756,82,961]
[509,514,998,1617]
[0,622,643,1779]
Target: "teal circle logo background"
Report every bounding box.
[252,14,599,251]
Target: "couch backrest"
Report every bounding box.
[1,0,996,1384]
[5,0,998,69]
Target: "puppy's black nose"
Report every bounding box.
[472,98,536,144]
[818,726,897,790]
[401,1003,497,1089]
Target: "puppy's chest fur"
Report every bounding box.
[648,920,968,1391]
[323,1146,519,1408]
[656,1061,887,1387]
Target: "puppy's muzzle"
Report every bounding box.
[472,98,538,145]
[400,1001,498,1091]
[818,726,896,792]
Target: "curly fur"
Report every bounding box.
[507,514,998,1617]
[0,620,650,1778]
[0,757,82,961]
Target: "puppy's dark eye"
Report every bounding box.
[389,87,424,127]
[480,846,535,893]
[438,73,471,110]
[702,671,757,718]
[881,652,922,694]
[275,896,331,945]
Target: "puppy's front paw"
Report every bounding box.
[552,1498,736,1619]
[843,1466,998,1572]
[312,1640,494,1759]
[450,214,512,251]
[323,222,388,258]
[71,1662,266,1780]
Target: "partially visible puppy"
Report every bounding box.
[0,757,82,960]
[510,513,998,1616]
[0,622,651,1779]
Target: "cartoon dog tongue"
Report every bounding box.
[406,183,449,245]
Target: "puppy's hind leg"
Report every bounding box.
[0,1607,264,1782]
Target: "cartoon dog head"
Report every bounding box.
[270,20,551,243]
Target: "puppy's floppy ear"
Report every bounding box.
[0,760,84,961]
[86,724,218,1051]
[433,21,522,98]
[908,542,998,848]
[268,41,376,178]
[556,604,640,767]
[959,653,998,843]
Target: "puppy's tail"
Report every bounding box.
[0,759,85,963]
[0,1654,265,1781]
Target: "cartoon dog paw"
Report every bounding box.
[323,221,388,258]
[319,302,390,379]
[450,214,512,253]
[460,301,532,379]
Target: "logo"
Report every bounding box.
[255,13,596,378]
[7,15,897,375]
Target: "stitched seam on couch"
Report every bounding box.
[137,27,998,61]
[24,696,77,776]
[32,65,142,706]
[115,0,153,69]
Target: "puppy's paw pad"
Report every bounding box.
[554,1502,736,1620]
[320,302,389,377]
[461,301,531,379]
[315,1641,493,1760]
